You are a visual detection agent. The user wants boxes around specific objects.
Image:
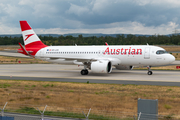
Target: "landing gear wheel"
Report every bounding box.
[147,66,153,75]
[81,69,89,75]
[85,69,88,75]
[147,71,153,75]
[81,70,86,75]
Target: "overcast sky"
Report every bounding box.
[0,0,180,35]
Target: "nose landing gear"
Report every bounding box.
[147,66,153,75]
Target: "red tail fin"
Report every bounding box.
[18,21,47,56]
[19,21,47,49]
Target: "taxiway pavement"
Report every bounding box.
[0,64,180,86]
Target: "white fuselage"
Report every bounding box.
[35,45,175,67]
[19,21,175,75]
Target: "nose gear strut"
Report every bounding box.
[147,66,153,75]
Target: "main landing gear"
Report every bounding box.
[81,62,90,75]
[81,69,89,75]
[147,66,153,75]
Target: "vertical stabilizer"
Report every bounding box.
[19,21,47,48]
[18,21,47,56]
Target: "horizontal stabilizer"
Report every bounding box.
[18,43,33,57]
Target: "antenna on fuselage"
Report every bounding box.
[105,42,108,46]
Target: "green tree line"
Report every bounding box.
[0,34,180,46]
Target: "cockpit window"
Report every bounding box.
[156,50,168,54]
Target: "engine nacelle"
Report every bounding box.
[115,65,133,70]
[91,60,112,73]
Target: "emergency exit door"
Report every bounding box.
[144,48,150,59]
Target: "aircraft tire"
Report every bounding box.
[147,71,153,75]
[81,69,88,75]
[85,69,89,75]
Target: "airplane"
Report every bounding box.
[18,21,175,75]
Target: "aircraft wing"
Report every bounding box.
[44,56,98,62]
[42,56,121,65]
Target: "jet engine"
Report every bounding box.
[115,65,133,70]
[91,60,112,73]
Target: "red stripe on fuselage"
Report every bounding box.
[20,21,32,31]
[18,41,47,56]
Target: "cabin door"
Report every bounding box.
[144,48,150,59]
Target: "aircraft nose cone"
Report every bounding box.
[169,55,175,63]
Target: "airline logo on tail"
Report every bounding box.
[25,34,34,41]
[18,21,47,56]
